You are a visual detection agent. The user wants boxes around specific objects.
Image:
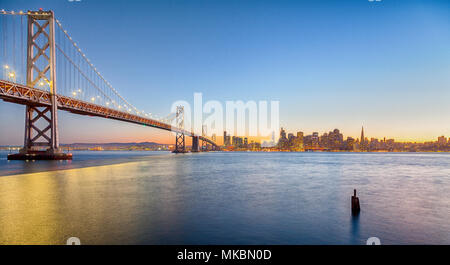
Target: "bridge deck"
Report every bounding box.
[0,80,216,146]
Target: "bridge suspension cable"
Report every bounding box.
[0,10,27,85]
[0,9,167,122]
[0,9,220,154]
[54,20,152,117]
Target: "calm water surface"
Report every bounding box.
[0,151,449,244]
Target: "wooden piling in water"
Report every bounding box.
[351,189,360,215]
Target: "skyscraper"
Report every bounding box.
[312,132,319,147]
[223,131,231,146]
[295,131,304,151]
[278,128,288,149]
[280,128,287,140]
[360,126,365,151]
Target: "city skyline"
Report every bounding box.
[1,117,449,146]
[1,0,449,145]
[2,125,447,147]
[218,126,450,152]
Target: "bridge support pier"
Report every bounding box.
[7,10,71,160]
[191,136,200,152]
[8,105,72,160]
[172,106,188,153]
[8,148,72,160]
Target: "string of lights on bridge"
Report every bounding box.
[0,9,173,124]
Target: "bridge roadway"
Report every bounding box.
[0,79,217,147]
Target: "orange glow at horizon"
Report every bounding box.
[1,108,448,146]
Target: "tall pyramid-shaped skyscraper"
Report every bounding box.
[360,126,365,151]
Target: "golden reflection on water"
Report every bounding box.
[0,158,184,245]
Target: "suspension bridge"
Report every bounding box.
[0,9,219,160]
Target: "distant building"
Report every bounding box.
[278,128,289,149]
[438,136,447,145]
[360,126,366,151]
[288,133,294,141]
[223,131,231,146]
[312,132,319,147]
[291,131,304,151]
[345,137,355,151]
[232,136,244,148]
[304,134,312,148]
[280,128,287,140]
[296,131,304,150]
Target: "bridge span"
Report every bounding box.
[0,79,217,146]
[0,9,219,159]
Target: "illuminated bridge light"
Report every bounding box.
[91,97,95,101]
[4,65,9,69]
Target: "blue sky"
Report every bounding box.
[1,0,449,144]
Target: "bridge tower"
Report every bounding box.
[8,10,71,160]
[172,106,187,153]
[202,125,208,151]
[211,134,217,151]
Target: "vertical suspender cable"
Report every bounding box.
[78,48,80,93]
[4,15,8,70]
[21,15,24,84]
[68,37,71,95]
[73,45,75,94]
[12,16,16,82]
[1,15,4,79]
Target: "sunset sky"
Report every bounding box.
[0,0,449,145]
